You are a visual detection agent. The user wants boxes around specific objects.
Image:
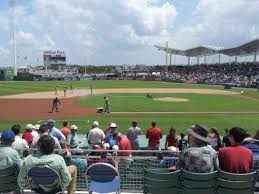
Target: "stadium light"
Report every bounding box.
[9,0,17,75]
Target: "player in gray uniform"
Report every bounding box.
[51,97,61,113]
[104,96,110,113]
[126,119,141,150]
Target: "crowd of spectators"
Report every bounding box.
[0,118,259,193]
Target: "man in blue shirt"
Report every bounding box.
[48,119,66,144]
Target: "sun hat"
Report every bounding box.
[187,124,210,142]
[110,123,117,128]
[1,130,15,141]
[92,121,99,127]
[34,124,40,130]
[25,124,34,130]
[47,119,56,125]
[70,125,78,131]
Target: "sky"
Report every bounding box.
[0,0,259,67]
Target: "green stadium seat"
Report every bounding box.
[181,170,218,194]
[218,170,256,194]
[143,168,180,194]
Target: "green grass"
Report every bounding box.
[79,93,259,112]
[1,80,259,135]
[1,114,259,135]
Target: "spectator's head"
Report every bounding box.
[169,128,176,135]
[225,128,229,135]
[38,135,55,155]
[47,119,55,129]
[25,124,33,132]
[63,121,69,128]
[229,127,248,145]
[113,131,122,142]
[110,123,117,131]
[1,130,15,146]
[92,121,99,128]
[210,127,219,137]
[187,124,209,146]
[180,133,185,139]
[151,121,156,127]
[131,119,138,127]
[11,124,21,136]
[70,125,78,133]
[254,130,259,140]
[39,124,49,135]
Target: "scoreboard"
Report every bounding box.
[43,50,66,66]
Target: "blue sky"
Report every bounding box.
[0,0,258,67]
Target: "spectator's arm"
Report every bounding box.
[59,157,72,188]
[17,161,29,189]
[214,152,220,170]
[146,129,149,139]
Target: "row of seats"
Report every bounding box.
[144,168,257,194]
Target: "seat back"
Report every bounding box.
[0,166,19,193]
[86,163,120,193]
[218,170,256,194]
[28,165,63,194]
[143,168,180,194]
[181,170,218,194]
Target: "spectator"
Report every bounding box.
[31,124,40,143]
[11,124,29,151]
[48,119,66,143]
[67,125,79,149]
[178,133,188,151]
[60,121,70,139]
[22,124,33,146]
[31,124,62,150]
[126,119,141,150]
[177,124,219,173]
[18,135,77,194]
[219,127,253,173]
[165,127,179,150]
[222,128,231,147]
[0,130,22,170]
[88,121,105,149]
[208,128,222,151]
[146,121,162,150]
[114,132,132,157]
[105,122,118,148]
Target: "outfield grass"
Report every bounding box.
[1,80,259,135]
[79,93,259,112]
[1,114,259,135]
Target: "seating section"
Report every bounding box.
[143,169,256,194]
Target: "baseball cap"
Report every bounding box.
[25,124,34,130]
[70,125,78,131]
[110,123,117,128]
[47,119,56,125]
[132,119,138,124]
[112,145,119,151]
[1,130,15,141]
[92,121,99,127]
[34,124,40,130]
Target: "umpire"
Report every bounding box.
[51,97,61,113]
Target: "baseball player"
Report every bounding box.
[55,86,58,95]
[90,84,93,95]
[64,87,67,97]
[51,96,61,113]
[104,96,110,113]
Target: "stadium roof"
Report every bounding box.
[155,38,259,57]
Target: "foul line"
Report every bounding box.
[111,112,259,115]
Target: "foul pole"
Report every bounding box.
[10,0,17,75]
[165,41,168,77]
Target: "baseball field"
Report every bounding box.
[1,80,259,135]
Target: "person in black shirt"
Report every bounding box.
[179,133,187,151]
[51,97,61,113]
[222,128,231,147]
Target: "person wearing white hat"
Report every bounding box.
[105,123,118,148]
[176,124,219,173]
[67,125,79,149]
[88,121,105,149]
[31,124,40,144]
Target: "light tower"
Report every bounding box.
[9,0,17,75]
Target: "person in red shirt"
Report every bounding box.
[219,127,253,174]
[165,127,179,149]
[114,132,132,157]
[146,121,162,150]
[60,121,70,139]
[22,124,33,145]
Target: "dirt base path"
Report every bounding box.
[0,88,241,120]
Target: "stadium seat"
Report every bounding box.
[181,170,218,194]
[218,170,256,194]
[0,166,22,194]
[86,162,120,194]
[143,168,180,194]
[27,165,65,194]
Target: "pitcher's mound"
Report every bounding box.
[154,97,190,102]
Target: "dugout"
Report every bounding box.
[0,68,14,81]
